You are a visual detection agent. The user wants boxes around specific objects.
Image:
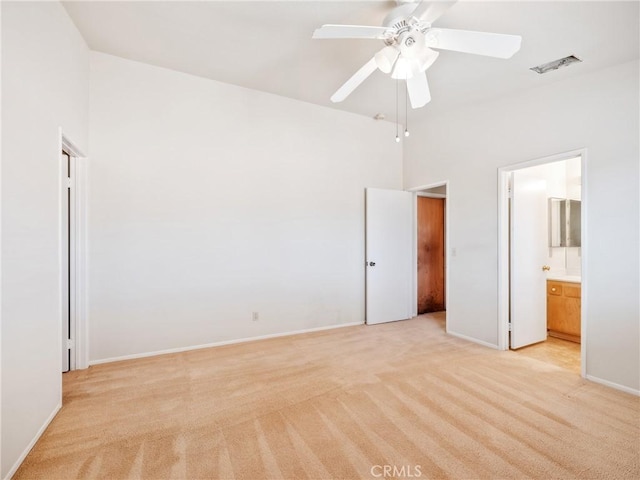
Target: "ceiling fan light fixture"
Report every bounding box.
[400,30,428,58]
[313,0,521,109]
[391,56,414,79]
[375,46,400,73]
[418,48,440,72]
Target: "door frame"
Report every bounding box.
[59,129,89,371]
[408,181,450,331]
[497,149,587,378]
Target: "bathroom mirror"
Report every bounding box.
[567,199,581,246]
[549,198,581,247]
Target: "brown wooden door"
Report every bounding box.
[417,197,445,313]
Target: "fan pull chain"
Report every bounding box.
[395,79,400,143]
[405,76,409,137]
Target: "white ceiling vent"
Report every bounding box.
[530,55,582,74]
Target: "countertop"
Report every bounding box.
[547,275,581,284]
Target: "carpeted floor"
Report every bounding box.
[15,313,640,479]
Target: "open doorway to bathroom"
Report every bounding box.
[498,151,585,375]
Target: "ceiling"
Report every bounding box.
[63,1,639,123]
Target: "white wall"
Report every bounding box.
[88,52,402,362]
[404,60,639,392]
[1,2,89,477]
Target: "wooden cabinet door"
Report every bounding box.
[547,280,581,342]
[547,295,566,333]
[563,284,581,336]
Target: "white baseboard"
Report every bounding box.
[446,330,500,350]
[90,321,364,366]
[585,374,640,396]
[3,403,61,480]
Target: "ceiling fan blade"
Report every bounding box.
[331,57,378,103]
[426,28,522,58]
[406,71,431,109]
[313,24,393,40]
[412,1,458,24]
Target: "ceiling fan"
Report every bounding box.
[312,0,522,109]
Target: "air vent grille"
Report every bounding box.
[530,55,582,74]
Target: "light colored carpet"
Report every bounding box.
[15,313,640,479]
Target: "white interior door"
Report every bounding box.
[365,188,413,325]
[510,170,548,348]
[61,151,70,372]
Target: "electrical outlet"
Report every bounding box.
[252,312,259,321]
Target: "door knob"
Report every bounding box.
[542,265,550,271]
[368,262,376,266]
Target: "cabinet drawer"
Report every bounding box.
[547,282,562,296]
[564,285,581,298]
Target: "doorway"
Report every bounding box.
[498,150,586,376]
[61,149,73,372]
[417,196,445,313]
[364,184,449,328]
[59,132,88,372]
[411,183,448,330]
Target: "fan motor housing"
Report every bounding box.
[383,3,419,30]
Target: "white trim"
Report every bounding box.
[497,149,586,174]
[59,129,89,371]
[2,404,61,480]
[446,330,500,350]
[73,155,89,370]
[57,134,65,380]
[89,321,364,366]
[408,181,450,330]
[497,169,510,351]
[415,192,446,199]
[0,4,3,465]
[411,194,418,317]
[585,375,640,397]
[0,2,3,466]
[408,182,447,193]
[580,153,588,379]
[68,154,77,371]
[497,149,587,372]
[61,133,84,158]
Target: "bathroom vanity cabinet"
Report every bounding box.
[547,280,581,343]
